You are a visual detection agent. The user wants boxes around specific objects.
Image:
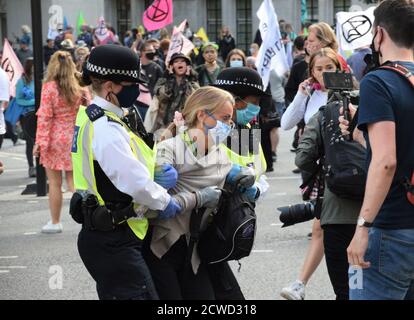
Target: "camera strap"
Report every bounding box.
[379,62,414,88]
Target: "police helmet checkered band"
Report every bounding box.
[86,62,139,80]
[215,79,264,91]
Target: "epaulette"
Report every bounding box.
[86,104,105,122]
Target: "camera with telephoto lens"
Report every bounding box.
[277,198,323,228]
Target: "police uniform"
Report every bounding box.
[72,45,172,300]
[211,67,270,300]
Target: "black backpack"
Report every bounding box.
[319,100,367,201]
[189,189,256,265]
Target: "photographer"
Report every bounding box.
[344,0,414,300]
[281,48,343,300]
[295,72,363,300]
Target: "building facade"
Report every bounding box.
[2,0,374,51]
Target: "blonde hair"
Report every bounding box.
[45,51,83,105]
[308,22,339,52]
[162,86,235,139]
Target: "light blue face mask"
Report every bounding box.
[236,102,261,125]
[203,111,232,145]
[230,60,244,68]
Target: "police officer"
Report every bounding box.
[71,44,181,300]
[211,67,270,300]
[215,67,269,179]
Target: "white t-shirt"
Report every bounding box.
[0,68,10,135]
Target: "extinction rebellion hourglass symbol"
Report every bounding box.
[146,0,170,23]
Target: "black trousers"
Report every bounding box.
[20,115,34,168]
[144,235,215,300]
[77,224,159,300]
[207,262,245,300]
[260,125,273,171]
[0,134,3,149]
[322,224,356,300]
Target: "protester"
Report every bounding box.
[224,49,247,68]
[346,46,372,82]
[218,26,236,61]
[0,66,10,149]
[140,41,164,96]
[15,37,33,66]
[15,58,36,177]
[144,53,199,134]
[196,43,222,87]
[34,51,91,234]
[249,43,259,58]
[144,86,238,299]
[43,39,57,67]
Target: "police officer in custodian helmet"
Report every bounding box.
[70,45,182,300]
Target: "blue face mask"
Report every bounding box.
[236,103,260,125]
[209,120,232,145]
[203,111,232,145]
[230,60,244,68]
[115,84,140,108]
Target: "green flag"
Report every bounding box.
[301,0,308,23]
[77,11,86,34]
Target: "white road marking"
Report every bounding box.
[27,201,39,204]
[0,256,18,259]
[0,151,26,158]
[252,250,274,253]
[0,266,27,269]
[266,176,301,181]
[0,270,10,274]
[12,157,25,161]
[5,169,27,173]
[271,223,284,227]
[24,232,37,236]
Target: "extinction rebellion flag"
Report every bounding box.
[143,0,173,32]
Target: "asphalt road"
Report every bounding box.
[0,130,335,300]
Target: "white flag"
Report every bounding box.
[255,0,289,90]
[165,20,194,66]
[336,7,375,51]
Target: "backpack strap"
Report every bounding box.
[186,207,207,269]
[379,62,414,88]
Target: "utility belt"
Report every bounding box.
[69,191,137,232]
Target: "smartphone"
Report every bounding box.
[323,72,353,91]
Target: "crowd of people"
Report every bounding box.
[0,0,413,301]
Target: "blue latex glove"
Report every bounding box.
[226,164,255,189]
[241,185,260,202]
[154,164,178,190]
[158,197,182,220]
[225,164,241,185]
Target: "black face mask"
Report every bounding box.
[145,52,156,60]
[366,30,382,72]
[115,84,140,108]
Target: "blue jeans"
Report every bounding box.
[349,227,414,300]
[274,101,285,116]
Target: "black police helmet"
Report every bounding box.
[214,67,271,98]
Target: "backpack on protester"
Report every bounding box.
[379,62,414,205]
[188,187,257,265]
[319,100,367,201]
